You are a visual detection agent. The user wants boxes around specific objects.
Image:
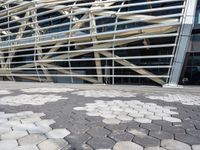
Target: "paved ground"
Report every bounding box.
[0,82,200,150]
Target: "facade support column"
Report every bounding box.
[166,0,198,88]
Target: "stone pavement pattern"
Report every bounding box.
[0,85,200,150]
[0,111,70,150]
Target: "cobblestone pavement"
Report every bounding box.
[0,82,200,150]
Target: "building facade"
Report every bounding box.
[0,0,199,86]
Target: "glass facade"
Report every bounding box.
[0,0,198,86]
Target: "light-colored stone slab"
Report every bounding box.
[73,107,86,111]
[13,145,39,150]
[161,139,191,150]
[0,113,16,119]
[134,118,152,123]
[0,94,65,106]
[117,115,133,121]
[1,131,28,140]
[102,118,121,125]
[74,99,180,125]
[16,111,34,116]
[21,88,75,93]
[128,113,144,118]
[145,115,162,120]
[21,117,41,124]
[0,127,12,135]
[18,134,46,145]
[192,145,200,150]
[13,123,37,131]
[28,126,52,134]
[162,117,181,123]
[4,121,21,127]
[35,120,56,127]
[144,146,166,150]
[0,140,18,150]
[38,139,68,150]
[86,112,101,117]
[113,141,143,150]
[46,129,70,139]
[101,114,116,119]
[127,129,147,137]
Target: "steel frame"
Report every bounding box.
[0,0,193,85]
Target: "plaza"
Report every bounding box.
[0,82,199,150]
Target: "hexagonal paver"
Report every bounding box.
[108,131,133,142]
[21,117,41,124]
[113,141,143,150]
[162,117,181,123]
[16,111,34,116]
[101,114,116,119]
[0,127,12,135]
[149,131,173,140]
[117,115,133,122]
[87,127,110,137]
[134,118,152,123]
[186,129,200,137]
[144,147,166,150]
[35,119,56,127]
[74,100,180,125]
[140,124,161,132]
[133,136,160,148]
[87,137,115,149]
[46,129,70,139]
[161,139,191,150]
[175,134,200,145]
[145,115,162,120]
[127,128,148,137]
[28,126,52,134]
[18,134,46,145]
[1,131,28,140]
[66,133,91,149]
[12,123,37,131]
[13,145,39,150]
[192,145,200,150]
[0,140,18,150]
[103,118,121,125]
[38,139,68,150]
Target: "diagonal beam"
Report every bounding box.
[43,63,99,83]
[99,51,165,85]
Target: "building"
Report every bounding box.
[0,0,199,86]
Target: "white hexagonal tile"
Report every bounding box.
[134,118,152,123]
[46,129,70,139]
[18,134,46,145]
[113,141,143,150]
[192,145,200,150]
[1,131,28,140]
[162,117,181,123]
[0,140,18,150]
[38,139,68,150]
[13,145,39,150]
[161,139,191,150]
[102,118,121,125]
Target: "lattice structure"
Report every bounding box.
[0,0,195,85]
